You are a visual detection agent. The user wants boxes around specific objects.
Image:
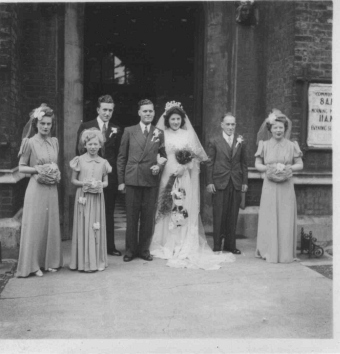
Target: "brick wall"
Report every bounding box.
[0,3,27,218]
[20,4,60,133]
[0,3,23,170]
[240,1,332,214]
[0,3,63,218]
[0,179,28,218]
[296,185,332,216]
[293,0,332,172]
[262,0,332,171]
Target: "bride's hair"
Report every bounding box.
[163,106,186,128]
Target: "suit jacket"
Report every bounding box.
[206,132,248,191]
[76,119,123,188]
[117,124,166,187]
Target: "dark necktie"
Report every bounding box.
[102,124,107,142]
[144,126,148,138]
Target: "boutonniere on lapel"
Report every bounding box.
[109,127,118,138]
[235,135,244,148]
[151,128,162,143]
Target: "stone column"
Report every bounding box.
[62,3,84,239]
[201,2,234,225]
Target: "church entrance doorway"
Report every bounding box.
[83,2,204,129]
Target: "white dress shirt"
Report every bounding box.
[223,132,234,147]
[97,117,108,132]
[140,122,150,133]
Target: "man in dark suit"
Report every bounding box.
[76,94,123,256]
[117,99,166,262]
[206,113,248,254]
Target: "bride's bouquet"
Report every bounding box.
[175,149,195,165]
[266,163,293,183]
[34,162,61,185]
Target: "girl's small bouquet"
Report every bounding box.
[34,162,61,185]
[266,163,292,183]
[82,178,103,194]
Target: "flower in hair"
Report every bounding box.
[165,101,182,111]
[33,107,46,121]
[266,112,277,125]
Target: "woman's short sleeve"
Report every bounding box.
[18,138,31,166]
[293,141,303,158]
[254,140,264,159]
[103,160,112,176]
[69,156,81,171]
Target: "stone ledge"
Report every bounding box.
[248,168,332,185]
[0,167,332,185]
[0,167,26,184]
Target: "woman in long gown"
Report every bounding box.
[150,102,235,270]
[16,104,63,277]
[255,109,303,263]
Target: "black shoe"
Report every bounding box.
[213,247,222,252]
[139,254,153,261]
[225,248,241,255]
[108,249,122,256]
[123,255,134,262]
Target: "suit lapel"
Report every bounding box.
[132,124,146,151]
[217,133,231,158]
[232,134,240,159]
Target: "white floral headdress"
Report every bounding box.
[33,107,46,121]
[165,101,183,112]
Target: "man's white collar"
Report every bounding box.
[97,117,107,130]
[140,122,150,132]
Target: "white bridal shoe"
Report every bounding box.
[35,270,43,277]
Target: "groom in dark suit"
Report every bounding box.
[76,94,123,256]
[117,99,166,262]
[206,113,248,254]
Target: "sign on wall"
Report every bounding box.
[307,83,332,149]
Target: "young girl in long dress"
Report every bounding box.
[69,129,112,272]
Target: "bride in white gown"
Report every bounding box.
[150,102,235,270]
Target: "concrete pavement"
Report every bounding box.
[0,231,332,341]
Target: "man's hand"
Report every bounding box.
[150,165,160,175]
[241,184,248,193]
[206,184,216,194]
[118,183,126,192]
[157,154,167,166]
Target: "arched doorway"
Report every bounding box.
[83,2,204,129]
